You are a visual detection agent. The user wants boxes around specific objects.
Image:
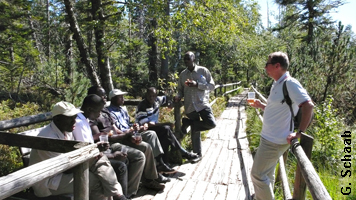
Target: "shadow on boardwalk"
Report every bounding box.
[132,90,254,200]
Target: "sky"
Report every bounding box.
[256,0,356,33]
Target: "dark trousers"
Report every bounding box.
[149,125,185,163]
[109,159,128,197]
[186,107,216,155]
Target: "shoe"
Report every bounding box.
[156,173,171,183]
[156,163,177,174]
[190,154,202,163]
[181,118,191,135]
[182,152,199,162]
[142,180,165,191]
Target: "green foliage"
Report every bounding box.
[245,106,262,154]
[0,100,46,176]
[309,97,345,168]
[0,145,23,177]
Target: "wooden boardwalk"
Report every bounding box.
[132,91,255,200]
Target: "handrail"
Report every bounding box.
[290,139,332,200]
[0,132,99,200]
[250,86,332,200]
[0,82,241,132]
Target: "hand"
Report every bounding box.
[112,151,127,161]
[286,132,301,144]
[130,135,142,145]
[185,79,197,87]
[250,99,262,109]
[97,142,110,152]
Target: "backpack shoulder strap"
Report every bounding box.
[282,81,295,131]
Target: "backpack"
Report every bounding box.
[282,81,314,132]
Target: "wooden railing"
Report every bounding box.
[0,131,98,200]
[0,82,241,132]
[0,81,241,200]
[250,85,332,200]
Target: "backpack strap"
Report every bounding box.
[282,81,295,132]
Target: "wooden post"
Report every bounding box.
[74,161,89,200]
[278,155,292,200]
[293,133,314,200]
[275,151,288,187]
[174,101,183,135]
[291,139,332,200]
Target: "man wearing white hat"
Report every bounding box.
[29,101,127,200]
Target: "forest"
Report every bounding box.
[0,0,355,199]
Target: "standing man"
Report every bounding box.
[249,52,314,200]
[174,51,217,162]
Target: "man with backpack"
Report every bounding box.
[249,52,314,200]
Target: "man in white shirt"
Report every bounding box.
[249,52,314,200]
[29,101,127,200]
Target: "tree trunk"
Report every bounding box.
[63,0,101,87]
[148,19,158,84]
[28,14,44,64]
[64,31,73,84]
[160,0,170,82]
[91,0,113,92]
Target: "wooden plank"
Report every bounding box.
[190,181,209,200]
[162,179,187,200]
[177,180,198,200]
[0,131,90,153]
[0,112,52,131]
[203,183,219,200]
[214,184,228,200]
[229,149,242,185]
[0,144,99,199]
[226,184,243,200]
[191,140,221,181]
[210,140,231,184]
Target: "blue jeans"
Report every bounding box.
[186,107,216,155]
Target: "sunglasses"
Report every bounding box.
[265,62,276,68]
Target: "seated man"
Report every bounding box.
[107,89,176,174]
[29,101,127,200]
[136,87,199,163]
[71,94,129,197]
[87,86,168,195]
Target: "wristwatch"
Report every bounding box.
[297,130,305,134]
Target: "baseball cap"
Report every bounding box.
[51,101,83,117]
[109,89,128,100]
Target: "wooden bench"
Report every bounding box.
[4,128,73,200]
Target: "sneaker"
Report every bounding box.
[156,173,171,183]
[190,154,202,163]
[156,163,177,174]
[181,118,191,135]
[182,152,199,162]
[142,180,165,191]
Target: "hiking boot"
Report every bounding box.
[142,180,165,191]
[156,163,177,174]
[182,152,199,162]
[190,154,202,163]
[181,118,191,135]
[156,173,171,183]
